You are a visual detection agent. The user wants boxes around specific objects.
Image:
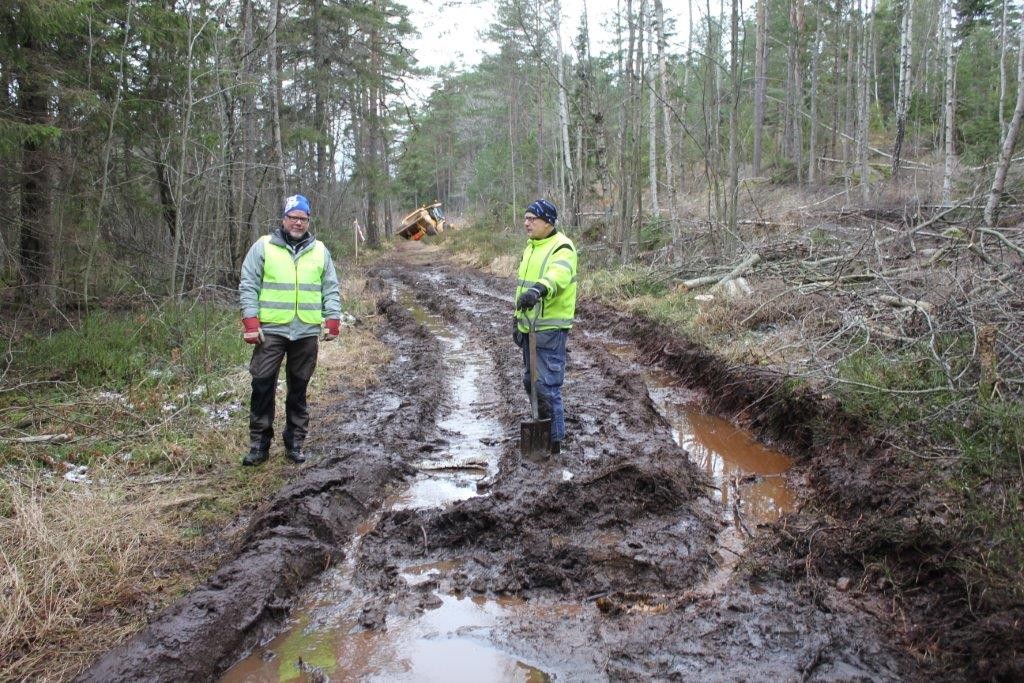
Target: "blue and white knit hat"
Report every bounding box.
[526,199,557,225]
[283,194,311,216]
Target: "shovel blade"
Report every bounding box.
[520,418,552,460]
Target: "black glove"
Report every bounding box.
[512,316,524,346]
[516,284,547,311]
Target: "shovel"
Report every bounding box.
[520,306,552,459]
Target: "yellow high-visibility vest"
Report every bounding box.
[258,236,326,325]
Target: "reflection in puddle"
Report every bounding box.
[653,392,796,525]
[393,300,502,510]
[602,339,798,594]
[602,343,797,527]
[223,592,548,683]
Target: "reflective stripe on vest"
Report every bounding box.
[258,236,326,325]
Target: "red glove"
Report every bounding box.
[324,318,341,340]
[242,317,263,344]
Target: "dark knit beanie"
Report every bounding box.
[526,199,557,225]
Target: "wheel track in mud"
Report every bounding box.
[80,250,916,681]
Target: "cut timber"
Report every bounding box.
[879,294,934,313]
[7,433,72,444]
[682,254,761,292]
[709,254,762,293]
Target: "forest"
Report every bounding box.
[2,0,1023,680]
[3,0,1024,283]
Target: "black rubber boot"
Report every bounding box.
[284,444,306,464]
[550,440,561,455]
[242,446,269,466]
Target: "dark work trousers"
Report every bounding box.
[248,333,319,451]
[516,328,569,443]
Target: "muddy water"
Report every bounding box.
[603,343,796,527]
[600,342,797,594]
[222,570,549,682]
[221,300,549,682]
[645,373,796,527]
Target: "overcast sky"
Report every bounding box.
[403,0,691,101]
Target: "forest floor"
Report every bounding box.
[78,218,1023,681]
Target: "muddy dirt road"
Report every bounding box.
[82,246,913,681]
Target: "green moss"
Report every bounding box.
[835,340,1024,604]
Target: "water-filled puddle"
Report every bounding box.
[222,587,548,682]
[392,299,502,509]
[602,343,797,528]
[648,377,796,526]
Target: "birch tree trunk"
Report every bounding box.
[844,9,856,162]
[679,0,693,193]
[942,0,956,204]
[554,0,577,225]
[752,0,767,177]
[985,9,1024,226]
[703,1,721,224]
[891,0,912,180]
[647,0,659,215]
[999,0,1008,137]
[808,18,821,184]
[618,0,639,261]
[655,0,673,215]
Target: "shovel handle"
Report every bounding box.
[526,306,541,420]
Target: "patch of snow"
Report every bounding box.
[63,464,91,484]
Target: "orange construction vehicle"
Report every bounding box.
[396,202,449,240]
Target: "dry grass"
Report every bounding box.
[487,254,518,277]
[0,472,185,679]
[314,320,391,393]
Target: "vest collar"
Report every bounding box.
[528,228,559,246]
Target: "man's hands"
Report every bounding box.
[516,284,548,311]
[245,317,341,343]
[323,318,341,341]
[242,317,264,344]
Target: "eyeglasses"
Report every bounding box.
[285,215,310,224]
[524,216,540,223]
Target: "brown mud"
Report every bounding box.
[80,247,952,681]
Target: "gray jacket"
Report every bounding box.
[239,227,342,340]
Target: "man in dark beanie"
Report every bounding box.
[238,193,342,466]
[512,199,578,455]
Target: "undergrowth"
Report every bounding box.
[834,342,1024,612]
[437,220,521,268]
